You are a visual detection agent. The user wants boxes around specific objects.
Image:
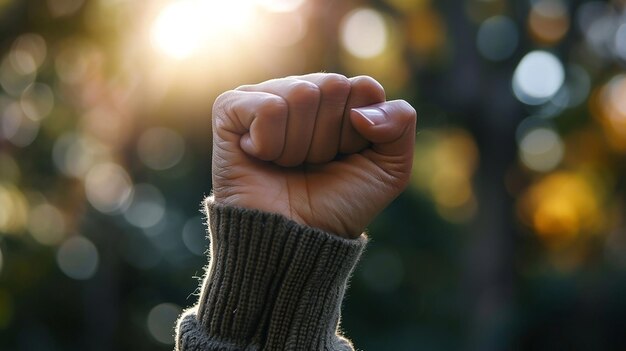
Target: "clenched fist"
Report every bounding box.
[211,73,417,239]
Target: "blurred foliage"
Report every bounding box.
[1,0,625,350]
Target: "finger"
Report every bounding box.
[340,76,386,154]
[350,100,417,179]
[291,73,351,163]
[212,90,288,161]
[237,78,320,167]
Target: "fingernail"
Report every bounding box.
[352,108,386,126]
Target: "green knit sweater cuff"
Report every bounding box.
[176,198,367,351]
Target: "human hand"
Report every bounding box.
[211,73,417,239]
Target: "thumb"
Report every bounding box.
[350,100,417,166]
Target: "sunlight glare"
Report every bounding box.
[151,0,255,59]
[255,0,305,13]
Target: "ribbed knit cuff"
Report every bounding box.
[175,198,367,351]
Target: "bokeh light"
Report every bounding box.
[412,129,479,223]
[147,303,181,345]
[46,0,84,18]
[20,83,54,121]
[513,51,565,105]
[405,6,446,58]
[54,38,98,85]
[182,216,206,256]
[340,8,388,59]
[1,101,40,147]
[616,23,626,61]
[604,76,626,118]
[336,6,409,94]
[27,203,66,246]
[528,0,570,45]
[578,1,619,59]
[576,1,608,36]
[137,127,185,171]
[518,171,605,246]
[0,56,36,97]
[0,183,28,234]
[477,15,519,62]
[82,104,133,147]
[550,64,591,109]
[124,184,166,229]
[10,34,46,75]
[592,74,626,152]
[56,236,99,280]
[53,132,110,179]
[518,127,564,172]
[84,162,133,213]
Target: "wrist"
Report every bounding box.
[210,192,363,239]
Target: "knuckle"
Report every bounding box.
[213,90,235,113]
[320,73,351,96]
[212,90,236,128]
[350,75,381,88]
[234,84,254,91]
[350,75,385,98]
[257,95,288,120]
[285,80,320,106]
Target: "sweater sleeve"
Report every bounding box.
[175,198,367,351]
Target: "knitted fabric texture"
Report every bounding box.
[175,198,367,351]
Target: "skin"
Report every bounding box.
[211,73,417,239]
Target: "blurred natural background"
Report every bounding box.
[0,0,625,349]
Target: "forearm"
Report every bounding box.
[175,198,367,351]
